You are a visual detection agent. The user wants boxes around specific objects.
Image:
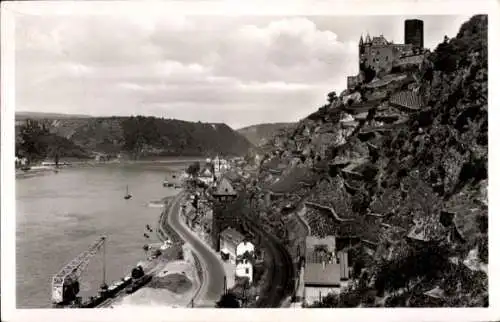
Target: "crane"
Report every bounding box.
[51,236,107,305]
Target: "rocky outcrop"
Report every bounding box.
[242,15,487,308]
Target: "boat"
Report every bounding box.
[163,178,174,188]
[124,185,132,200]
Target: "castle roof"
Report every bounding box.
[371,35,389,46]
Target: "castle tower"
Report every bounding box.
[405,19,424,48]
[359,34,365,58]
[365,33,371,44]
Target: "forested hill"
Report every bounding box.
[237,122,296,146]
[15,116,253,160]
[15,112,92,120]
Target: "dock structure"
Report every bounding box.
[52,236,107,305]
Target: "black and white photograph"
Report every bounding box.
[1,1,498,321]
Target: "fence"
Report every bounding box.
[188,251,205,307]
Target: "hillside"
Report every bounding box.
[242,15,488,307]
[237,123,296,146]
[15,116,253,160]
[15,112,92,120]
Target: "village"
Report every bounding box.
[175,154,360,307]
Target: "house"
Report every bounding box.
[235,241,255,283]
[198,167,215,186]
[220,227,246,263]
[235,258,254,284]
[15,156,28,167]
[303,261,341,306]
[302,235,352,305]
[302,249,350,306]
[212,177,237,202]
[213,155,230,179]
[305,236,336,263]
[236,241,255,257]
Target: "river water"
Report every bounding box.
[16,160,195,308]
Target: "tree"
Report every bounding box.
[186,161,201,177]
[327,91,338,104]
[216,292,241,308]
[18,119,50,164]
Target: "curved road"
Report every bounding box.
[165,192,226,306]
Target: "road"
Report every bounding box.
[166,192,226,306]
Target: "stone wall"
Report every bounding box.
[393,54,425,68]
[361,45,395,74]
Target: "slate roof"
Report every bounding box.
[306,236,336,253]
[199,167,213,177]
[389,91,424,110]
[220,227,245,246]
[213,177,237,196]
[304,263,341,287]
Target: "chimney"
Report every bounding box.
[340,251,348,280]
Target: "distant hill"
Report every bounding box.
[15,115,253,160]
[237,123,296,146]
[15,111,92,120]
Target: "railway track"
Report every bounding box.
[219,193,295,307]
[240,213,295,307]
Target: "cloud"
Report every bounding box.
[14,14,467,128]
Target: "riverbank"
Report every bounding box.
[111,244,201,308]
[15,157,202,180]
[109,190,204,308]
[16,163,192,308]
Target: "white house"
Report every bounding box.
[235,259,254,284]
[213,155,230,179]
[235,241,255,284]
[236,241,255,257]
[198,168,214,186]
[15,156,28,166]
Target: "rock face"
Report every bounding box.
[243,15,488,307]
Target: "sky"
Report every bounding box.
[14,12,471,129]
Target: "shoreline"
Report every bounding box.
[15,158,198,179]
[112,189,205,308]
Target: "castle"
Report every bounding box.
[347,19,427,90]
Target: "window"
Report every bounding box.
[245,268,249,274]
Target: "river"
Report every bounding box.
[15,160,196,308]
